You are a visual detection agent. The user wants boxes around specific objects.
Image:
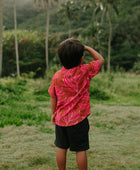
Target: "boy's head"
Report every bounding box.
[58,38,84,69]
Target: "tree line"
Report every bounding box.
[0,0,139,77]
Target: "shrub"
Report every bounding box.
[45,64,62,83]
[132,61,140,74]
[0,78,27,105]
[90,86,110,100]
[2,30,60,77]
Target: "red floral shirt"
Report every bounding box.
[48,60,100,127]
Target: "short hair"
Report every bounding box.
[57,38,84,69]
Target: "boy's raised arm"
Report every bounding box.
[84,46,104,66]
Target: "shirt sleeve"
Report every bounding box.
[48,75,56,98]
[86,60,100,79]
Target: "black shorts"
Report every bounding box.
[55,118,90,151]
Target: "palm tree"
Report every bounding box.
[95,0,119,72]
[0,0,3,77]
[59,0,79,38]
[35,0,57,69]
[14,0,20,77]
[45,0,50,69]
[94,2,105,72]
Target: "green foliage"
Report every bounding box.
[0,101,51,128]
[2,0,140,73]
[2,30,60,77]
[0,78,51,128]
[33,65,62,101]
[90,86,110,100]
[45,64,62,82]
[89,73,116,100]
[90,72,140,105]
[111,0,140,71]
[90,73,114,100]
[132,53,140,74]
[0,78,27,105]
[34,84,50,101]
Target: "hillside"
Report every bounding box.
[1,0,140,75]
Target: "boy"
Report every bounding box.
[48,38,104,170]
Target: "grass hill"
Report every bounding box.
[0,72,140,169]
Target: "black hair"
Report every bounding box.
[57,38,84,69]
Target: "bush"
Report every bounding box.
[132,61,140,74]
[0,78,27,105]
[90,86,110,100]
[2,30,60,77]
[45,64,62,83]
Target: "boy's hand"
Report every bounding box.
[51,114,55,124]
[83,45,104,66]
[84,45,88,51]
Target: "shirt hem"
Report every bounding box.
[55,114,90,127]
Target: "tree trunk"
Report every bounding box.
[0,0,3,77]
[14,0,20,77]
[45,0,50,69]
[107,9,112,73]
[100,8,105,73]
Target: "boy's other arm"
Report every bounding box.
[50,97,57,124]
[84,46,104,66]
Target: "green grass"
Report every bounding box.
[0,77,51,128]
[0,73,140,169]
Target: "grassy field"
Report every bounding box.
[0,73,140,170]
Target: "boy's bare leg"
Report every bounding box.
[56,147,67,170]
[76,151,87,170]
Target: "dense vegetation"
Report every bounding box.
[1,0,140,77]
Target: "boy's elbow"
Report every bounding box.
[99,58,105,66]
[102,58,105,64]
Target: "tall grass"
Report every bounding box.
[0,72,140,128]
[90,72,140,105]
[0,77,51,129]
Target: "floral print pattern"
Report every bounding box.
[48,60,100,126]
